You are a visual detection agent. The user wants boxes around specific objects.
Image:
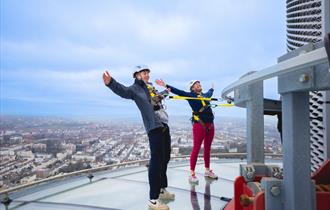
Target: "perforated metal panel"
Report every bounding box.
[286,0,330,172]
[310,91,326,171]
[286,0,323,51]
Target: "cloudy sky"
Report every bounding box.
[0,0,286,121]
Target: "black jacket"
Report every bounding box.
[166,84,214,123]
[107,78,163,133]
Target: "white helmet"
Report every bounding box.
[133,65,150,78]
[187,80,200,91]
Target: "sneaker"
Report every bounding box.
[159,188,175,200]
[204,176,216,184]
[189,174,199,184]
[204,169,218,179]
[148,199,169,210]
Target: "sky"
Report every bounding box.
[0,0,286,121]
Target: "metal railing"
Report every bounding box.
[221,46,328,99]
[220,35,330,210]
[0,153,282,196]
[0,159,149,196]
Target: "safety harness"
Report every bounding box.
[146,83,168,111]
[166,95,234,133]
[192,94,213,133]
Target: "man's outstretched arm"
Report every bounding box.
[103,70,133,99]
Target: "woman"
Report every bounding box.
[156,79,218,184]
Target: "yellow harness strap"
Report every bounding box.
[146,84,156,97]
[192,112,210,133]
[192,95,210,132]
[198,95,206,107]
[193,114,200,121]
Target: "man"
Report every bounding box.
[135,65,175,201]
[102,65,173,210]
[156,79,218,184]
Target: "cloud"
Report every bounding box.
[1,40,140,69]
[1,0,286,118]
[1,68,110,107]
[134,14,196,48]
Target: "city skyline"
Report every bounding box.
[0,114,282,189]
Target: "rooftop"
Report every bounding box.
[0,158,282,210]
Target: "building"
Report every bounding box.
[285,0,330,172]
[35,168,51,179]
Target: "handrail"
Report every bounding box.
[0,159,149,196]
[221,46,328,100]
[0,153,282,195]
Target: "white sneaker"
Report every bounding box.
[189,174,199,184]
[159,188,175,200]
[148,199,169,210]
[204,169,218,179]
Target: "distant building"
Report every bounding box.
[35,153,53,159]
[36,168,51,179]
[0,149,15,156]
[62,143,76,153]
[75,144,86,152]
[16,150,34,159]
[56,152,69,160]
[229,147,238,153]
[21,175,36,184]
[72,154,96,161]
[32,143,47,153]
[10,135,23,144]
[4,130,16,135]
[285,0,330,171]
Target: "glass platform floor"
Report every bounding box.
[0,159,282,210]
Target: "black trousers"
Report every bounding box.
[147,124,171,199]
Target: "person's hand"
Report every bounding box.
[103,70,112,86]
[155,79,166,87]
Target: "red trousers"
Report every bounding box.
[190,122,215,171]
